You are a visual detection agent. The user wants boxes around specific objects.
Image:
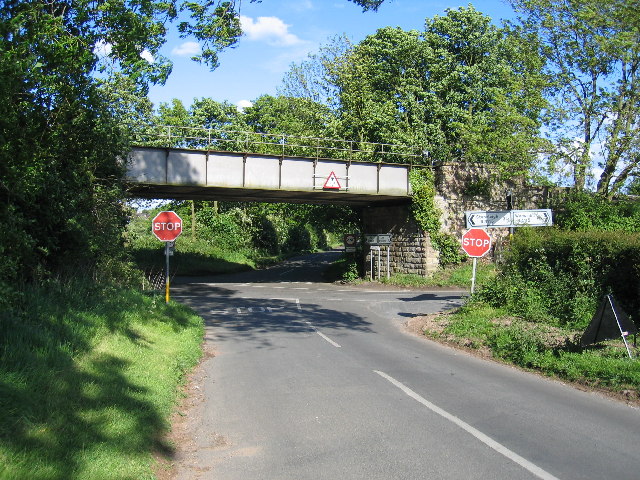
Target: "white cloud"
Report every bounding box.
[240,15,302,46]
[140,49,154,63]
[93,40,112,57]
[172,41,201,57]
[290,0,314,11]
[236,99,254,112]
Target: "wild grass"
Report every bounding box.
[0,278,203,479]
[424,302,640,395]
[378,259,496,288]
[128,234,302,278]
[129,235,256,276]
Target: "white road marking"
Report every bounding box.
[374,370,561,480]
[316,331,342,348]
[303,321,341,348]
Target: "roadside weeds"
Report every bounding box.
[405,310,640,408]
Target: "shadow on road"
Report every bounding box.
[180,295,373,350]
[398,292,466,302]
[174,250,343,285]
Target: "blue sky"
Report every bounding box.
[147,0,518,110]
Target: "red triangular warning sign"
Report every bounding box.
[323,171,341,190]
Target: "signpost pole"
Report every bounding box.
[370,248,373,281]
[609,295,634,359]
[471,257,477,295]
[152,211,182,304]
[386,246,390,279]
[165,242,170,304]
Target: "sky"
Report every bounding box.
[147,0,518,110]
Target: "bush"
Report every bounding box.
[251,216,280,254]
[554,191,640,232]
[196,207,249,250]
[283,224,313,253]
[323,254,361,282]
[488,322,547,365]
[478,228,640,329]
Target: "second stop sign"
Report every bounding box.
[461,228,491,257]
[152,211,183,242]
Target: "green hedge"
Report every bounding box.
[479,229,640,329]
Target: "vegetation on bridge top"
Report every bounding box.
[129,124,425,165]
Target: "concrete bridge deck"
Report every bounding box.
[126,146,417,206]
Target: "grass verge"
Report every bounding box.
[326,257,496,287]
[380,259,495,288]
[421,301,640,401]
[0,279,204,480]
[129,236,310,277]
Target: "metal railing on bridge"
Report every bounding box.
[127,124,425,165]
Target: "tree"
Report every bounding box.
[279,35,354,110]
[323,7,546,171]
[509,0,640,196]
[0,0,388,283]
[241,95,333,137]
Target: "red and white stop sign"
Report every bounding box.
[461,228,491,257]
[152,211,183,242]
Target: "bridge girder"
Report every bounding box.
[125,146,416,207]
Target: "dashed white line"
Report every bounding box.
[373,371,560,480]
[303,320,341,348]
[316,331,341,348]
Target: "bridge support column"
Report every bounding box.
[362,205,439,279]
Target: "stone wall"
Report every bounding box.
[434,162,554,236]
[362,205,439,278]
[360,163,555,278]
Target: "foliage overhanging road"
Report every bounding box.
[171,251,640,480]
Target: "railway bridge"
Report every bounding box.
[125,127,422,207]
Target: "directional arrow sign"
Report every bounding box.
[465,209,552,228]
[466,211,512,228]
[512,209,552,226]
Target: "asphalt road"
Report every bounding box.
[171,251,640,480]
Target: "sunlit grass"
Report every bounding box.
[423,301,640,395]
[377,260,496,288]
[0,280,203,479]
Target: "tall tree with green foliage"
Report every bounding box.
[279,35,354,110]
[295,6,547,172]
[1,0,384,284]
[241,95,334,138]
[509,0,640,196]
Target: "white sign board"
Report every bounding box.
[466,209,552,228]
[365,234,392,245]
[512,209,553,226]
[466,211,512,228]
